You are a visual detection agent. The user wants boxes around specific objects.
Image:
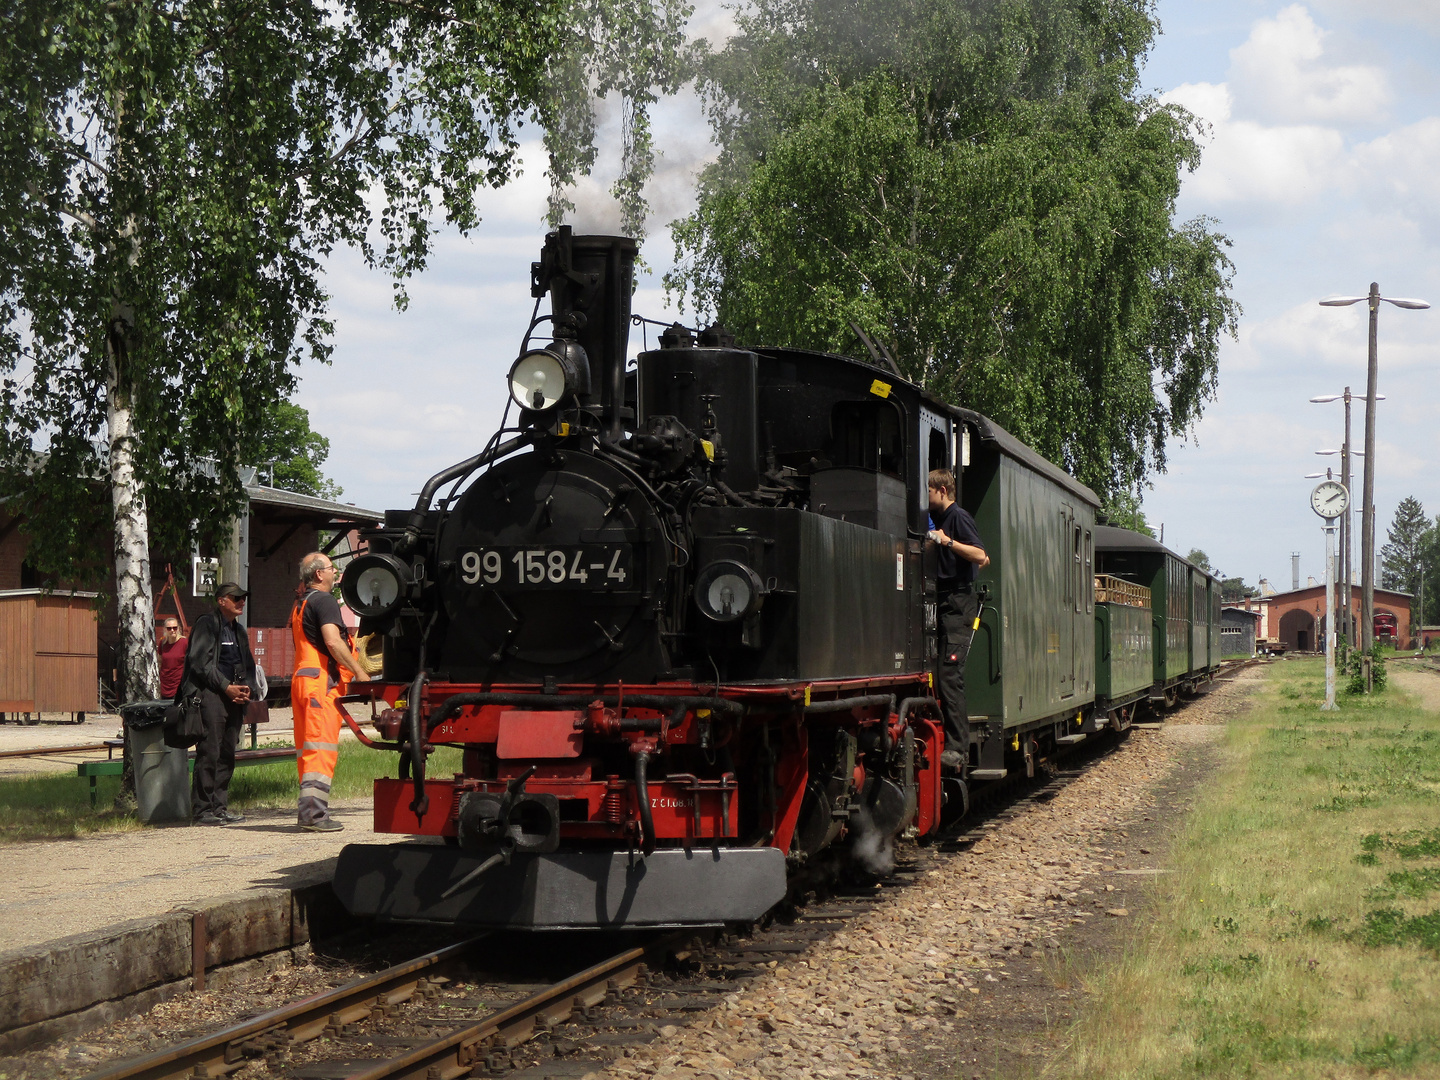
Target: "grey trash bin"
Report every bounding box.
[121,701,190,825]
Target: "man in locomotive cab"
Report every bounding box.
[291,552,370,832]
[927,469,989,772]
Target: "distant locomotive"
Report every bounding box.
[330,229,1216,930]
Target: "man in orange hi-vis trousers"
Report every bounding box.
[291,552,370,831]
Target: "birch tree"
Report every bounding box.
[667,0,1238,501]
[0,0,688,708]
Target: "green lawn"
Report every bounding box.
[1049,658,1440,1079]
[0,742,461,843]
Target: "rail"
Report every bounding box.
[346,939,673,1080]
[79,937,488,1080]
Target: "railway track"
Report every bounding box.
[76,685,1225,1080]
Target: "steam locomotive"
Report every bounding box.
[330,229,1215,930]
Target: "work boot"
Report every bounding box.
[301,818,344,833]
[940,750,963,772]
[218,808,246,824]
[195,812,229,826]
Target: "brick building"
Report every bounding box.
[1241,585,1413,653]
[1,483,383,706]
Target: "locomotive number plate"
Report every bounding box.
[458,545,633,588]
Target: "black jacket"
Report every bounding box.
[175,611,259,703]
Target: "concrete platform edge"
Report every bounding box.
[0,864,356,1048]
[0,943,313,1055]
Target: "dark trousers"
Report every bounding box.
[193,689,244,818]
[937,589,979,756]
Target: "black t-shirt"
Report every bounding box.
[216,618,245,684]
[301,589,346,681]
[934,501,984,588]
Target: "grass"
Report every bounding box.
[1044,658,1440,1079]
[0,742,461,844]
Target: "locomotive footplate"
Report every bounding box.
[332,843,787,928]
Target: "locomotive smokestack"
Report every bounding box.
[532,227,638,441]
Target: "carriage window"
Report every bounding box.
[1073,525,1083,614]
[1084,530,1093,613]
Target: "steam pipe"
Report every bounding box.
[802,694,896,715]
[407,671,429,822]
[635,750,655,856]
[607,242,626,443]
[400,433,532,547]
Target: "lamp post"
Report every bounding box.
[1319,285,1430,673]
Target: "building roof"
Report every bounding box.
[245,484,385,524]
[1221,606,1262,621]
[1257,583,1413,602]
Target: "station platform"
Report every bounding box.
[0,800,407,1052]
[0,799,386,955]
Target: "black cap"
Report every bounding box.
[215,581,249,600]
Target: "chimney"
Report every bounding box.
[1292,553,1300,592]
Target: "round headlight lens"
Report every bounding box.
[509,349,569,412]
[355,565,399,611]
[341,553,409,618]
[694,561,764,623]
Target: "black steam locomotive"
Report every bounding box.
[331,229,1178,930]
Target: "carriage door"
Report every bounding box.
[1060,505,1078,698]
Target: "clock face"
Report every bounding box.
[1311,480,1349,519]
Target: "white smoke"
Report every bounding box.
[849,807,896,877]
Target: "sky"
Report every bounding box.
[297,0,1440,597]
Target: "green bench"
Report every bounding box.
[77,746,298,808]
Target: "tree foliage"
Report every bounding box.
[1186,548,1212,573]
[667,0,1239,501]
[257,404,342,501]
[1381,496,1439,626]
[0,0,689,697]
[1220,576,1257,603]
[1098,488,1154,536]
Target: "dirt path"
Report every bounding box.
[1390,662,1440,712]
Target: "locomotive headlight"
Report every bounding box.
[341,553,410,618]
[508,342,589,414]
[694,560,765,623]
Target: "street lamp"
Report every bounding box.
[1311,391,1384,648]
[1318,285,1430,674]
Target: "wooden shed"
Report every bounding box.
[0,589,100,718]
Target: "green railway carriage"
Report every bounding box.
[1094,575,1153,720]
[952,410,1100,778]
[1094,526,1220,709]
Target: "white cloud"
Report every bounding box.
[1182,118,1348,208]
[1227,4,1390,126]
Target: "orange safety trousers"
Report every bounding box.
[290,591,355,826]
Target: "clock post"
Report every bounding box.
[1311,480,1350,710]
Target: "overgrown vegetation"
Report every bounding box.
[0,742,459,843]
[1053,659,1440,1078]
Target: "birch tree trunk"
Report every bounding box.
[108,317,158,809]
[108,329,159,704]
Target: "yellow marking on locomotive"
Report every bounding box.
[700,439,715,461]
[804,685,812,707]
[1012,734,1020,750]
[869,379,892,398]
[972,615,981,630]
